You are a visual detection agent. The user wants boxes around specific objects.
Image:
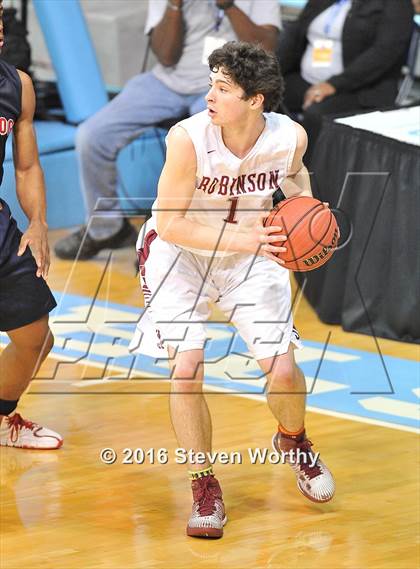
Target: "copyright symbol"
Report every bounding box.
[100,448,117,464]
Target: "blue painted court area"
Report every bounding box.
[2,291,418,432]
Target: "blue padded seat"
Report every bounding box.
[2,0,164,230]
[3,120,83,230]
[5,121,76,160]
[2,121,164,230]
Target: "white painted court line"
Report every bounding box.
[27,353,420,435]
[359,397,420,421]
[201,384,420,435]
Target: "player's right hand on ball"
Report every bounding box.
[252,212,287,265]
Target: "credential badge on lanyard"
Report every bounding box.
[324,0,350,37]
[312,0,350,68]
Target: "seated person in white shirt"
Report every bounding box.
[54,0,281,261]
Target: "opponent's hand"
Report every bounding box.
[251,212,287,265]
[303,82,336,110]
[17,220,50,279]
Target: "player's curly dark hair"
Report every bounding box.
[208,41,284,112]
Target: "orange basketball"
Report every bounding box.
[264,196,339,272]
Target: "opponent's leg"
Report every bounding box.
[0,315,53,398]
[168,347,226,538]
[0,316,62,449]
[259,346,335,503]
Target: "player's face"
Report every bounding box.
[0,4,4,54]
[206,68,251,126]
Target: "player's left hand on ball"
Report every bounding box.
[254,212,287,265]
[17,220,50,279]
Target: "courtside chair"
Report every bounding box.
[34,0,163,219]
[33,0,108,123]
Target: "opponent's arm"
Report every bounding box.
[281,123,312,199]
[13,70,50,279]
[218,1,279,52]
[156,127,286,263]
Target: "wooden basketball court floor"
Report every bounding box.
[1,226,419,569]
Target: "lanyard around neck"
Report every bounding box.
[215,7,224,32]
[324,0,350,37]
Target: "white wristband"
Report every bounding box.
[167,1,181,11]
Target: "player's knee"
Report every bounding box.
[171,364,204,393]
[42,330,54,357]
[171,361,202,380]
[33,327,54,356]
[14,327,54,359]
[171,377,204,395]
[268,364,298,392]
[33,331,54,361]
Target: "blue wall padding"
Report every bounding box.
[33,0,108,124]
[3,122,163,230]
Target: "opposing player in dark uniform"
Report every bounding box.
[0,3,62,449]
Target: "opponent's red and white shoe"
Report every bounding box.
[272,432,335,503]
[187,475,227,538]
[0,413,63,449]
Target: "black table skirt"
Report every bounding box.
[296,118,420,344]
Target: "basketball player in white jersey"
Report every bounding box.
[134,42,335,539]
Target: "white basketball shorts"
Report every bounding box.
[131,227,301,361]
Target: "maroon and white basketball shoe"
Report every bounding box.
[187,475,227,538]
[0,413,63,449]
[272,432,335,503]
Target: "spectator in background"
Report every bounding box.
[278,0,414,158]
[55,0,280,260]
[412,0,420,14]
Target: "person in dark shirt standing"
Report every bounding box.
[0,2,62,449]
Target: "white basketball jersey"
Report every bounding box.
[150,110,297,257]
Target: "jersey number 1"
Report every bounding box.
[224,197,239,224]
